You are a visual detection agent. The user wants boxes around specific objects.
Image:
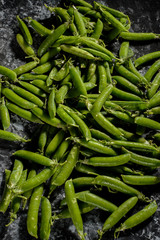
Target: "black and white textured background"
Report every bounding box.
[0,0,160,239]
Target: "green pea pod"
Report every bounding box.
[45,129,66,158]
[19,81,47,98]
[115,201,157,235]
[2,87,37,109]
[40,196,52,240]
[14,61,39,76]
[17,15,33,45]
[13,150,57,167]
[27,17,53,36]
[0,97,10,130]
[38,22,69,57]
[6,100,43,124]
[0,66,17,82]
[51,145,79,187]
[0,129,30,142]
[65,179,85,240]
[98,196,138,239]
[38,125,50,154]
[40,47,61,65]
[27,184,43,238]
[10,84,44,108]
[48,88,56,119]
[0,169,11,213]
[31,107,65,128]
[16,33,35,56]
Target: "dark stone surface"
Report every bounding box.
[0,0,160,239]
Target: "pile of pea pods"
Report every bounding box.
[0,0,160,239]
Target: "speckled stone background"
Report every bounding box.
[0,0,160,239]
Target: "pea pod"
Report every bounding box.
[40,197,52,240]
[65,179,85,240]
[0,129,30,142]
[38,22,69,57]
[27,184,43,238]
[98,197,138,240]
[115,201,157,234]
[27,17,53,36]
[13,150,57,167]
[0,97,10,130]
[16,33,35,56]
[0,66,17,82]
[17,15,33,45]
[121,175,160,185]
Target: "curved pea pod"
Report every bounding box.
[93,175,147,201]
[91,84,113,113]
[123,148,160,168]
[79,37,115,59]
[148,72,160,98]
[16,15,33,45]
[83,48,111,61]
[112,87,142,101]
[61,105,91,140]
[120,32,160,41]
[70,0,93,8]
[115,64,141,85]
[148,90,160,109]
[40,197,52,240]
[7,169,28,226]
[57,106,77,127]
[76,190,118,212]
[60,45,98,60]
[112,75,142,96]
[90,110,124,140]
[95,3,128,32]
[104,140,157,153]
[19,81,47,98]
[83,153,131,167]
[27,17,53,36]
[111,100,149,111]
[14,168,54,195]
[51,145,79,187]
[6,101,43,124]
[0,129,30,142]
[0,66,17,82]
[135,116,160,130]
[7,160,23,190]
[38,125,50,154]
[38,22,69,57]
[31,107,65,128]
[0,97,10,130]
[13,150,57,168]
[144,59,160,82]
[55,85,69,104]
[0,169,11,213]
[90,128,112,141]
[121,175,160,185]
[18,73,48,81]
[73,6,87,36]
[16,33,35,56]
[98,196,138,240]
[115,201,157,235]
[32,61,54,75]
[65,179,85,240]
[135,51,160,68]
[48,88,56,119]
[52,139,71,162]
[91,18,103,39]
[2,87,37,109]
[72,177,95,188]
[14,61,39,76]
[45,129,66,158]
[10,84,44,108]
[27,184,43,238]
[71,137,117,156]
[119,41,129,61]
[106,109,134,124]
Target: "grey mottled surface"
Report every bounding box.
[0,0,160,239]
